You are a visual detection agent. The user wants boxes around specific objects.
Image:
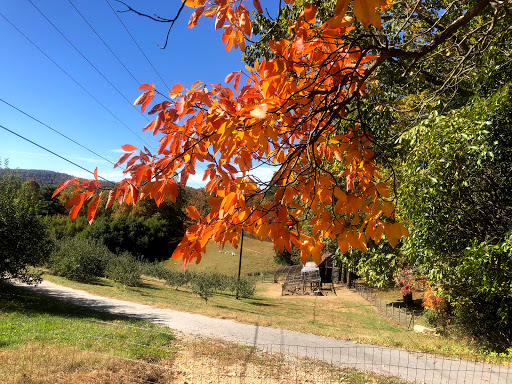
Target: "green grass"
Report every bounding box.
[0,281,175,361]
[164,235,280,275]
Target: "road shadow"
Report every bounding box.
[1,281,136,323]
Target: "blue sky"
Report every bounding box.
[0,0,268,187]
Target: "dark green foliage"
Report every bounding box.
[48,237,112,283]
[423,309,448,332]
[0,172,53,284]
[105,251,142,287]
[274,245,301,266]
[445,234,512,351]
[399,86,512,265]
[82,216,178,262]
[338,241,400,289]
[37,184,66,216]
[49,215,89,239]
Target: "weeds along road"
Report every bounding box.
[11,280,511,384]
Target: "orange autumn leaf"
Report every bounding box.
[253,0,263,13]
[352,0,389,28]
[186,206,202,220]
[184,0,206,8]
[121,144,137,152]
[87,193,101,224]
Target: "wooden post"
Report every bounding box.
[236,229,244,300]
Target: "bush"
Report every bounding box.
[206,272,229,293]
[452,296,512,352]
[48,237,112,283]
[164,270,195,290]
[105,252,142,287]
[423,309,448,332]
[140,261,171,280]
[229,276,256,298]
[191,273,216,304]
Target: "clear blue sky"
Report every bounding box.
[0,0,259,187]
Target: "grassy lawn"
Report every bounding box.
[40,273,509,364]
[164,236,280,275]
[0,282,410,384]
[0,281,176,358]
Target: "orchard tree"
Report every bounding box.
[54,0,509,267]
[0,172,53,283]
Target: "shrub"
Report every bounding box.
[163,269,195,290]
[48,237,112,283]
[230,276,256,298]
[207,272,229,293]
[105,252,142,287]
[191,273,216,304]
[140,261,171,280]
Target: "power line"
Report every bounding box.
[0,97,116,166]
[105,0,171,91]
[67,0,141,87]
[2,5,206,190]
[1,97,205,189]
[0,123,115,186]
[27,0,151,123]
[0,10,151,148]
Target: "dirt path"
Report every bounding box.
[11,280,511,384]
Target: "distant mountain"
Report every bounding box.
[0,169,76,186]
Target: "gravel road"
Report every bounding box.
[11,280,511,384]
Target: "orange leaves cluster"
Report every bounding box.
[56,1,406,268]
[133,83,155,113]
[185,0,391,54]
[423,287,449,314]
[187,0,252,51]
[52,169,102,225]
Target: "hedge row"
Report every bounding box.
[47,237,256,302]
[142,263,256,303]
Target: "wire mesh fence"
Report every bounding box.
[353,282,419,329]
[1,318,511,384]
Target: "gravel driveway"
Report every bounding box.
[11,280,511,384]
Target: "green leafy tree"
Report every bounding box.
[398,85,512,348]
[0,172,53,283]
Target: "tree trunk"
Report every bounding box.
[403,292,413,307]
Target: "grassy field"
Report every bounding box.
[0,282,410,384]
[164,235,280,275]
[40,272,510,365]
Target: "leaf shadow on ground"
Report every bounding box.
[0,281,132,323]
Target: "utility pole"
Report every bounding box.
[236,229,244,300]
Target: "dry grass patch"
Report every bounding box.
[1,337,410,384]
